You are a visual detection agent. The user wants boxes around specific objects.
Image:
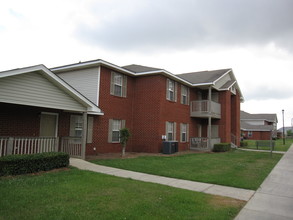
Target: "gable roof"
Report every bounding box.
[176,69,231,85]
[51,59,244,101]
[241,111,278,123]
[241,121,275,131]
[0,65,103,115]
[122,64,163,73]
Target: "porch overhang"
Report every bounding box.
[0,65,104,115]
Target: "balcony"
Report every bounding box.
[190,100,221,119]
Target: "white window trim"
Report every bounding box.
[166,121,177,141]
[180,123,189,143]
[108,119,126,143]
[166,79,177,102]
[181,85,189,105]
[110,72,127,97]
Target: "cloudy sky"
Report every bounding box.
[1,0,293,128]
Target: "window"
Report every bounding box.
[70,115,93,143]
[180,123,189,142]
[166,79,177,102]
[181,85,189,105]
[166,121,176,141]
[108,119,126,143]
[70,115,83,137]
[110,72,127,97]
[248,131,253,138]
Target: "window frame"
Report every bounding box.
[166,121,176,141]
[166,79,177,102]
[108,119,126,143]
[110,72,127,97]
[181,85,189,105]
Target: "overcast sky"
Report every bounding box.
[1,0,293,128]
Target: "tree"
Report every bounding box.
[119,128,131,157]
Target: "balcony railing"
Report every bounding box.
[190,137,221,150]
[60,137,82,158]
[190,100,221,118]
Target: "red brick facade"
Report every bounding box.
[1,64,242,155]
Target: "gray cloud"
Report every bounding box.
[75,0,293,52]
[243,85,293,101]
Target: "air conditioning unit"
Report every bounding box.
[162,141,178,154]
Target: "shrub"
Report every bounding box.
[0,152,69,176]
[240,141,248,147]
[213,143,231,152]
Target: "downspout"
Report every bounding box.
[81,112,88,160]
[208,86,212,150]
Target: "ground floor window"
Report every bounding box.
[166,121,176,141]
[70,115,93,143]
[248,131,253,138]
[108,119,126,143]
[180,123,189,142]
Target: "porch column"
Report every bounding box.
[81,112,88,160]
[208,86,212,149]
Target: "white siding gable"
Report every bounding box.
[0,71,86,112]
[214,73,231,90]
[57,67,100,105]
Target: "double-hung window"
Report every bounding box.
[70,115,93,143]
[108,119,126,143]
[180,123,189,142]
[181,85,189,105]
[111,72,127,97]
[166,121,176,141]
[166,79,177,102]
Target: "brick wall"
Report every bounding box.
[0,102,70,137]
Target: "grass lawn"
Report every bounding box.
[0,168,245,220]
[90,150,282,190]
[240,139,292,151]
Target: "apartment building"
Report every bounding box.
[0,59,243,158]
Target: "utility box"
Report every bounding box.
[162,141,178,154]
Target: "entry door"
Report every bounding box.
[40,113,58,137]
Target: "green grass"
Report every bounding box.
[0,168,244,220]
[90,150,282,190]
[241,139,292,151]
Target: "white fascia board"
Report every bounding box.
[0,64,103,115]
[51,59,134,76]
[212,69,232,85]
[217,81,237,91]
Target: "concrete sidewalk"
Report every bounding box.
[235,144,293,219]
[70,157,255,201]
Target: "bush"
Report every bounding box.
[240,141,248,147]
[213,143,231,152]
[0,152,69,176]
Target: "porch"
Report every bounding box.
[0,136,82,158]
[190,137,221,150]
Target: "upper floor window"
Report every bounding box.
[110,72,127,97]
[181,85,189,105]
[166,79,177,102]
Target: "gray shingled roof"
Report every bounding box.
[241,121,274,131]
[122,64,163,73]
[176,69,231,84]
[241,111,277,122]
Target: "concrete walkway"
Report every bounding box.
[235,144,293,220]
[70,158,255,201]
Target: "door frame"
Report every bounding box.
[40,112,59,137]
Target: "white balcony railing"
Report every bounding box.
[60,137,82,158]
[190,100,221,118]
[190,137,221,150]
[0,136,58,157]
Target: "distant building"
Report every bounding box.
[241,111,278,140]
